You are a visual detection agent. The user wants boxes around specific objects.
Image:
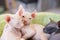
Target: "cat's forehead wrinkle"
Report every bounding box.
[23,12,32,18]
[13,15,22,20]
[23,12,30,15]
[46,22,58,27]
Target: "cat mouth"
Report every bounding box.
[23,21,30,25]
[23,21,28,25]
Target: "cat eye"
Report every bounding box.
[29,18,31,19]
[22,16,25,18]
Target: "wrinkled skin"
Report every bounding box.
[0,7,25,40]
[49,29,60,40]
[15,5,36,40]
[19,11,37,40]
[43,19,60,40]
[21,14,48,40]
[43,18,59,34]
[18,6,48,40]
[49,21,60,40]
[43,21,58,34]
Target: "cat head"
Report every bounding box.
[5,14,23,29]
[16,5,36,25]
[43,18,58,34]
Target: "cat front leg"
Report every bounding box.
[22,30,36,40]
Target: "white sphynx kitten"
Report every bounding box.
[18,5,48,40]
[0,8,25,40]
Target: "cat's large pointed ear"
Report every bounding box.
[5,15,11,23]
[16,5,24,16]
[31,10,36,18]
[49,18,55,23]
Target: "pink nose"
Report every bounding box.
[24,20,27,23]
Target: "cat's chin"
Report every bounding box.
[20,38,25,40]
[23,22,30,26]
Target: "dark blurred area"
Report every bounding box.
[19,0,37,4]
[0,0,60,14]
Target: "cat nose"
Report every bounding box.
[22,19,27,22]
[23,19,27,22]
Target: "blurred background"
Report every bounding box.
[0,0,60,14]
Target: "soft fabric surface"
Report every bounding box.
[32,12,60,25]
[0,12,60,37]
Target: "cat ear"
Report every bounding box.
[31,10,36,18]
[5,15,11,23]
[16,5,24,16]
[57,21,60,28]
[49,18,55,23]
